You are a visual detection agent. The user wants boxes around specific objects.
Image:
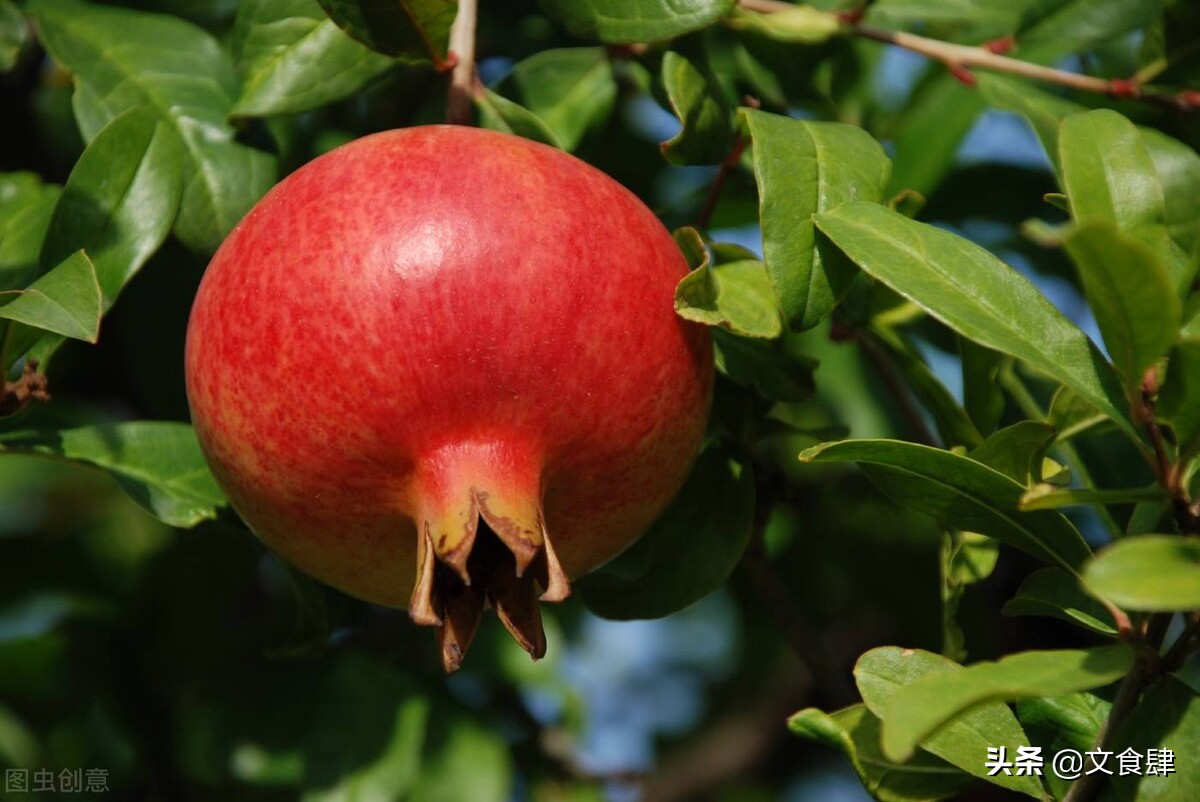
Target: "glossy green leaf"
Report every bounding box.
[870,325,983,448]
[675,257,783,339]
[1083,535,1200,612]
[41,107,182,308]
[0,422,227,527]
[960,338,1004,437]
[577,444,754,620]
[1002,567,1119,635]
[1142,127,1200,270]
[660,45,733,165]
[0,0,26,72]
[537,0,736,44]
[1107,675,1200,802]
[0,250,101,343]
[1064,223,1180,396]
[1017,690,1111,799]
[494,48,615,152]
[1160,340,1200,456]
[855,646,1042,797]
[801,439,1093,572]
[814,202,1133,435]
[474,89,561,148]
[788,705,974,802]
[316,0,454,62]
[882,645,1133,762]
[231,0,395,117]
[968,421,1055,485]
[980,76,1200,272]
[1059,109,1188,294]
[742,110,892,330]
[30,0,277,254]
[0,176,60,292]
[1020,484,1166,512]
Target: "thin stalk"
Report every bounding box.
[446,0,479,126]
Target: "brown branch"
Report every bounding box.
[445,0,478,126]
[737,0,1199,111]
[1141,368,1198,534]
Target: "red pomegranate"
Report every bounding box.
[185,126,713,670]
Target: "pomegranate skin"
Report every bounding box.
[185,126,712,666]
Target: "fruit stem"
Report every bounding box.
[446,0,479,126]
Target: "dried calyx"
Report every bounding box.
[408,485,569,672]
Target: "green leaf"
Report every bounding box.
[855,646,1043,797]
[1083,535,1200,612]
[788,705,974,802]
[1142,127,1200,270]
[675,256,783,338]
[1002,567,1119,635]
[814,202,1134,436]
[870,325,984,448]
[742,110,892,330]
[0,250,101,342]
[1059,109,1190,294]
[577,444,754,620]
[1017,690,1112,799]
[0,422,227,527]
[316,0,455,62]
[1048,386,1107,442]
[30,0,278,254]
[960,338,1004,437]
[1160,340,1200,457]
[41,107,182,308]
[1020,484,1166,512]
[1063,222,1180,396]
[714,328,815,402]
[969,421,1056,485]
[660,44,733,165]
[942,529,1000,661]
[231,0,395,117]
[727,5,839,44]
[0,0,26,72]
[801,439,1093,573]
[0,176,60,293]
[493,48,616,152]
[409,713,512,802]
[887,74,983,199]
[1107,675,1200,802]
[474,88,562,149]
[537,0,736,44]
[881,645,1134,762]
[1017,0,1169,62]
[865,0,1036,42]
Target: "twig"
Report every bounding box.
[739,480,857,707]
[737,0,1199,111]
[1060,655,1150,802]
[696,134,747,230]
[1141,368,1198,534]
[445,0,479,126]
[853,330,940,448]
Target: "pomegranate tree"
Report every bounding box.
[185,125,713,670]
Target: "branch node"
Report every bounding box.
[983,35,1015,55]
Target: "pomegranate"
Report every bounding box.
[184,126,713,670]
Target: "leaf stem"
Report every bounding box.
[736,0,1200,110]
[445,0,479,126]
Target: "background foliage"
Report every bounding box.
[1,0,1199,800]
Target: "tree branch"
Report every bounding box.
[737,0,1199,111]
[446,0,479,126]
